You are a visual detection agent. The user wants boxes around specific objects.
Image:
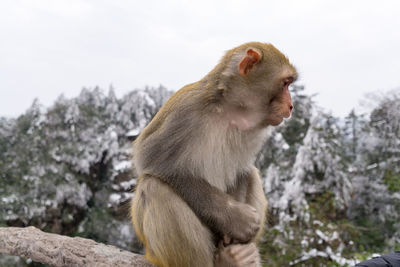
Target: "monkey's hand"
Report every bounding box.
[214,241,261,267]
[222,201,260,243]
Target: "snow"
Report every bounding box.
[316,229,329,242]
[114,160,132,172]
[1,194,17,204]
[366,163,378,170]
[126,128,141,137]
[55,183,92,209]
[119,179,136,190]
[301,239,309,248]
[109,193,121,203]
[290,248,357,266]
[313,220,323,226]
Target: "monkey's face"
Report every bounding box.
[225,77,295,130]
[262,75,295,126]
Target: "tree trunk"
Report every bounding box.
[0,226,154,267]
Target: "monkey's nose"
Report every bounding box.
[289,105,293,111]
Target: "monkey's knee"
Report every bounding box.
[132,177,215,267]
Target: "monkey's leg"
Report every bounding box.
[131,175,215,267]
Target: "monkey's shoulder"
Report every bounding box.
[137,82,206,141]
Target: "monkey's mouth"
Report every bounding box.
[283,111,292,118]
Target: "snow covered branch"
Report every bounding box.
[0,226,154,267]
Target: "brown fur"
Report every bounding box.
[131,42,297,267]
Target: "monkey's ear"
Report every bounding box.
[238,48,262,75]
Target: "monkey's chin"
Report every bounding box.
[270,119,283,126]
[263,117,284,127]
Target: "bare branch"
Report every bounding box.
[0,226,154,267]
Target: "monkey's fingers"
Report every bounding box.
[231,230,256,244]
[218,240,224,249]
[229,243,256,258]
[225,243,259,267]
[223,235,232,245]
[233,244,258,262]
[240,222,260,242]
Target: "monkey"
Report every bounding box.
[131,42,297,267]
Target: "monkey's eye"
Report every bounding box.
[283,77,294,87]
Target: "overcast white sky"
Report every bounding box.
[1,0,400,117]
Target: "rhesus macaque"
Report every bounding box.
[131,42,297,267]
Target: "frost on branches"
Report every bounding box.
[0,85,171,266]
[260,86,400,266]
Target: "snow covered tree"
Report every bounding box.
[348,89,400,252]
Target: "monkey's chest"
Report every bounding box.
[192,147,253,191]
[188,124,266,191]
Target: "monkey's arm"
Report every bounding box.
[244,167,267,242]
[227,167,267,242]
[146,173,260,243]
[245,168,267,212]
